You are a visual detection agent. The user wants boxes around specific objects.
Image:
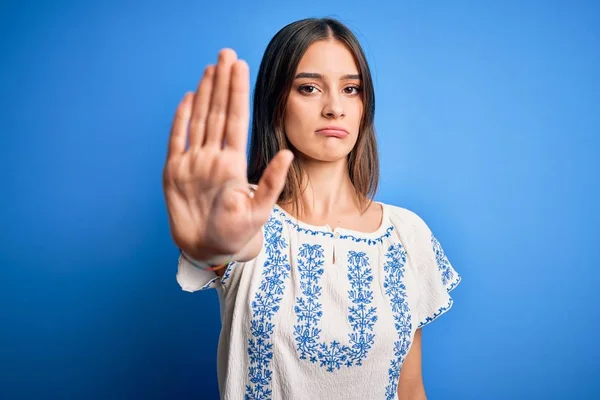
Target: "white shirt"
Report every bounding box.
[176,202,461,400]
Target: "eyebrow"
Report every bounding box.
[294,72,361,80]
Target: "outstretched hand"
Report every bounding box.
[162,49,293,260]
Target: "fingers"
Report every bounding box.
[205,49,238,147]
[252,150,295,220]
[168,48,248,164]
[166,92,194,160]
[188,65,215,148]
[224,60,250,152]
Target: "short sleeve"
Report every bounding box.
[176,254,226,292]
[414,219,461,328]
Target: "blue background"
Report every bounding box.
[1,1,599,399]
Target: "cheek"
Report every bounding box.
[283,105,304,150]
[284,104,301,128]
[348,101,364,132]
[355,101,364,120]
[284,98,311,137]
[284,106,299,136]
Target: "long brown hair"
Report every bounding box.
[247,17,379,215]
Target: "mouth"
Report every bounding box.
[315,127,349,138]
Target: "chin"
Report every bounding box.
[290,136,357,163]
[300,147,353,163]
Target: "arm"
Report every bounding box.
[397,328,427,400]
[213,228,263,277]
[164,49,293,289]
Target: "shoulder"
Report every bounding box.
[382,202,433,236]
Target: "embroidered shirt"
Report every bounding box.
[176,202,461,400]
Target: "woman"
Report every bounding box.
[163,17,460,400]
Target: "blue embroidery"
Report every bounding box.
[275,209,334,239]
[200,276,220,290]
[220,261,236,286]
[382,243,413,399]
[245,216,291,400]
[432,234,455,286]
[338,226,395,245]
[293,245,377,372]
[417,298,455,328]
[275,207,395,245]
[417,235,461,328]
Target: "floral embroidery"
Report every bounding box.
[275,210,334,239]
[178,205,462,399]
[293,244,378,372]
[432,234,455,286]
[275,207,395,245]
[382,243,413,399]
[245,216,291,400]
[417,234,461,328]
[338,226,395,245]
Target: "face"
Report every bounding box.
[283,39,363,163]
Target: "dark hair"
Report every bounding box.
[247,17,379,215]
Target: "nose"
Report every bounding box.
[322,93,345,119]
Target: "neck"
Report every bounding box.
[283,156,363,219]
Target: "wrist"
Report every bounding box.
[179,249,236,271]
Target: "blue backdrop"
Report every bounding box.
[1,1,599,399]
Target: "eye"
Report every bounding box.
[343,86,362,95]
[298,85,319,95]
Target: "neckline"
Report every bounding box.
[273,202,390,239]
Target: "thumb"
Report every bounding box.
[250,150,294,223]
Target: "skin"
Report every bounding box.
[284,39,362,163]
[163,50,291,266]
[283,39,427,400]
[281,39,381,233]
[163,41,427,399]
[399,328,427,399]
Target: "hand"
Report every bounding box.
[162,49,293,260]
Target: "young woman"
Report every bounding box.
[163,17,461,400]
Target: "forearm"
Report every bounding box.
[182,227,263,263]
[233,228,263,262]
[181,229,263,278]
[398,381,426,400]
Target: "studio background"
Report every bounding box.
[1,1,598,399]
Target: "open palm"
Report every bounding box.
[162,49,293,261]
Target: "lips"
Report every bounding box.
[315,127,349,138]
